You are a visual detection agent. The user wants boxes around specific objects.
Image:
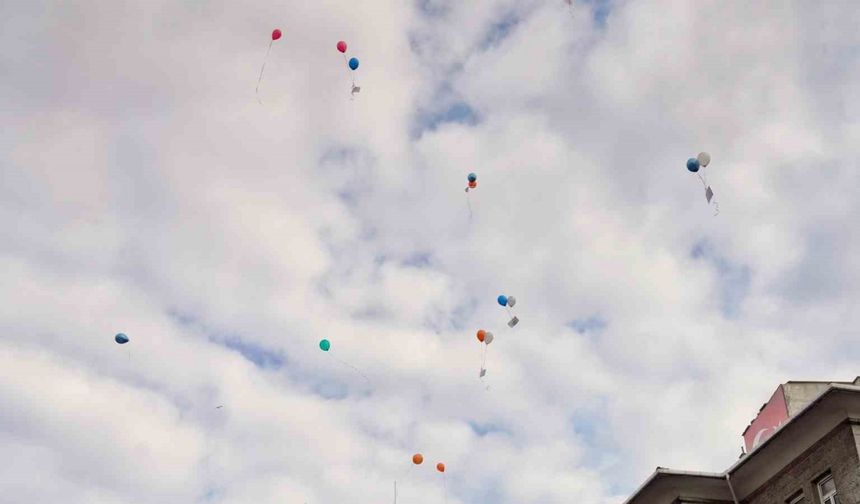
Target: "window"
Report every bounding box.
[787,490,806,504]
[817,474,839,504]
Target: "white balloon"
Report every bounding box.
[507,296,516,307]
[697,152,711,168]
[484,332,494,344]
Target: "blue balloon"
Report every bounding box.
[467,173,477,182]
[497,295,508,307]
[686,158,700,173]
[115,333,129,344]
[348,57,359,70]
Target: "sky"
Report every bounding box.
[1,0,859,503]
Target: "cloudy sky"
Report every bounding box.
[2,0,860,503]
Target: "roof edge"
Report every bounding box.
[621,469,726,504]
[728,383,860,474]
[624,383,860,504]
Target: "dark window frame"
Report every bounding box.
[786,489,806,504]
[814,471,838,504]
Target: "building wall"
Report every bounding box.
[673,499,733,504]
[782,383,838,416]
[744,421,860,504]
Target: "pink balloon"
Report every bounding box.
[337,40,347,53]
[272,29,282,41]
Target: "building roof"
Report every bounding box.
[624,383,860,504]
[622,469,729,504]
[739,379,858,438]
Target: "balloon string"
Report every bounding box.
[341,53,355,89]
[466,190,473,220]
[479,345,490,391]
[480,344,487,373]
[341,53,350,78]
[396,462,415,481]
[334,356,370,383]
[256,40,273,104]
[697,172,719,216]
[394,464,417,504]
[442,473,448,504]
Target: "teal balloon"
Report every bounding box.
[319,339,331,351]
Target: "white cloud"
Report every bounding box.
[2,0,860,503]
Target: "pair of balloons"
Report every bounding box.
[686,152,711,173]
[467,172,477,189]
[336,40,360,70]
[497,295,516,308]
[476,329,494,344]
[412,454,445,472]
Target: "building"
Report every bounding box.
[624,378,860,504]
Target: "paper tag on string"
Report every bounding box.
[508,316,519,328]
[705,186,714,203]
[479,368,486,377]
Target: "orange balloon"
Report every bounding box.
[436,463,445,473]
[476,329,486,342]
[469,181,477,188]
[412,453,423,465]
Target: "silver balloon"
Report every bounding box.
[697,152,711,168]
[507,296,516,308]
[484,332,494,344]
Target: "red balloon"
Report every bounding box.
[272,29,282,41]
[337,41,347,53]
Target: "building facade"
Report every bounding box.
[624,379,860,504]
